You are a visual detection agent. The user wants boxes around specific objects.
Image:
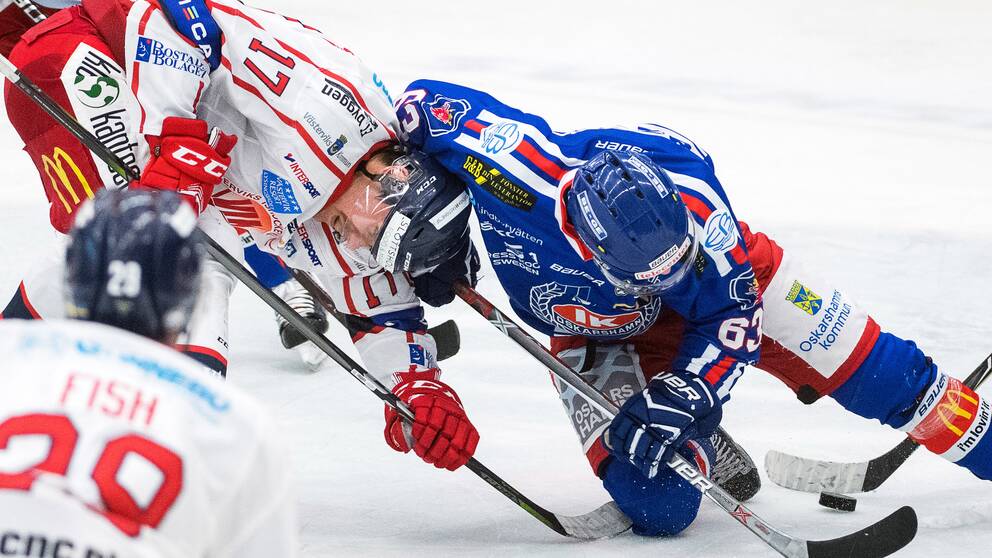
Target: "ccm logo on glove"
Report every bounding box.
[140,117,237,215]
[170,145,229,178]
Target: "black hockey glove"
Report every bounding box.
[413,241,480,307]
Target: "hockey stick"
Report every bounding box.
[290,269,461,361]
[455,282,918,557]
[0,54,628,539]
[765,351,992,494]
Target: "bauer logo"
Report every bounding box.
[135,36,208,78]
[260,170,302,215]
[422,94,470,137]
[786,280,822,316]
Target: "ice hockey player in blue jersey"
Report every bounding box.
[325,78,992,536]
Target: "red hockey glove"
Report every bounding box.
[384,370,480,471]
[140,117,238,214]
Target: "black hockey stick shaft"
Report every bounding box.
[860,352,992,491]
[0,54,577,538]
[455,282,917,557]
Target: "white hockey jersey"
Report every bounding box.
[109,0,440,385]
[0,319,298,557]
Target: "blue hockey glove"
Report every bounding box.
[605,370,722,479]
[412,240,480,307]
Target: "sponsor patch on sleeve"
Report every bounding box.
[260,170,302,215]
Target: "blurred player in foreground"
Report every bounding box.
[0,189,298,556]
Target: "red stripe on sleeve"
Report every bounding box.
[679,191,713,221]
[704,355,735,386]
[516,140,565,181]
[464,119,484,134]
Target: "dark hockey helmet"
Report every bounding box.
[64,189,203,343]
[566,151,698,296]
[365,149,472,275]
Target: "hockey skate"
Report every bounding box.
[273,278,330,369]
[710,426,761,502]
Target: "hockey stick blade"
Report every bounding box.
[804,506,917,558]
[427,318,461,362]
[766,352,992,493]
[551,501,632,539]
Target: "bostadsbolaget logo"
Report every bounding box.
[136,36,208,78]
[786,280,822,315]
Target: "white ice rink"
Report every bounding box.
[1,1,991,556]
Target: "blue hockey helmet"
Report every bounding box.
[64,189,204,343]
[566,151,697,296]
[365,149,472,275]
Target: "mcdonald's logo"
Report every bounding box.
[42,147,94,215]
[936,386,980,436]
[911,377,981,454]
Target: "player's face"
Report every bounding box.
[316,151,411,251]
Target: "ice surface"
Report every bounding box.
[1,1,990,555]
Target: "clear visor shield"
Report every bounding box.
[330,156,420,251]
[598,233,699,296]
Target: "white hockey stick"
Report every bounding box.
[765,352,992,494]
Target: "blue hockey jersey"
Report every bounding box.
[396,80,762,397]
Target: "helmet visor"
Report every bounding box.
[597,235,698,296]
[329,155,420,251]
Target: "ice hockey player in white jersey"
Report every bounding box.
[1,0,479,472]
[0,189,298,556]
